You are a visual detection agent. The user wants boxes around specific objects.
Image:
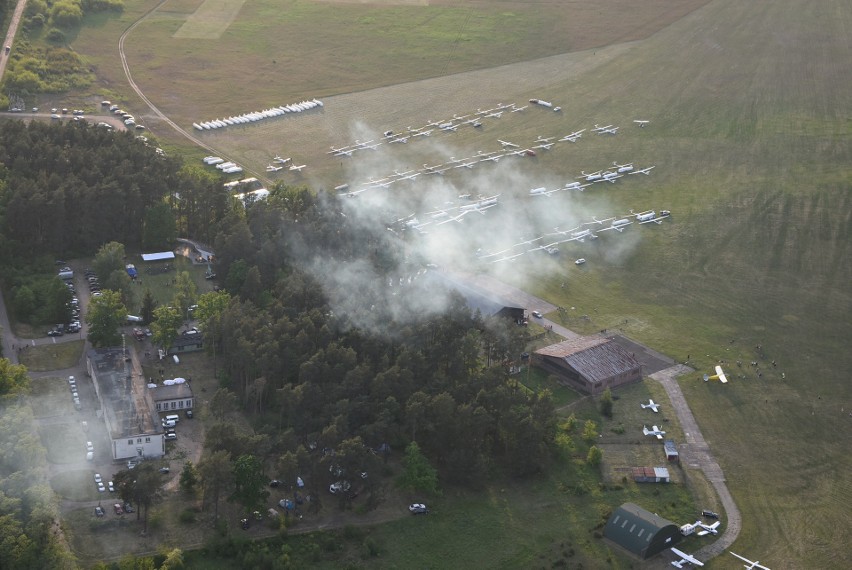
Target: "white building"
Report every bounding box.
[86,348,165,461]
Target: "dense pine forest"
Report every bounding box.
[0,120,559,569]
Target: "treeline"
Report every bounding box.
[0,120,229,260]
[0,361,74,569]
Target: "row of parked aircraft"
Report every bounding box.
[329,102,537,159]
[670,548,770,569]
[192,99,323,131]
[458,208,670,263]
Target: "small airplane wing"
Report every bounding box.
[671,548,704,567]
[730,552,771,570]
[715,365,729,383]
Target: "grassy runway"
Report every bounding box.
[59,0,852,567]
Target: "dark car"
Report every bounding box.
[47,329,63,337]
[123,502,134,513]
[701,510,719,519]
[159,467,170,474]
[185,409,193,419]
[409,503,428,514]
[240,517,250,530]
[94,506,105,517]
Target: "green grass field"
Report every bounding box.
[46,0,852,567]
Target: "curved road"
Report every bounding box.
[0,0,28,82]
[116,4,254,177]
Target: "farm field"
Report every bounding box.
[54,0,852,568]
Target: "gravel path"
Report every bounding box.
[649,365,742,563]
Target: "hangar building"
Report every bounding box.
[603,502,682,559]
[532,336,642,394]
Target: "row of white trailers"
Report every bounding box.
[192,99,323,131]
[202,156,243,174]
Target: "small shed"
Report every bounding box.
[604,502,682,559]
[141,251,175,262]
[664,440,679,463]
[632,467,670,483]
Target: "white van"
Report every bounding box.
[126,315,143,323]
[164,414,180,424]
[162,420,176,428]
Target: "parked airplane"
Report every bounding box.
[534,143,554,150]
[643,425,666,439]
[510,105,528,112]
[422,164,447,175]
[498,139,519,148]
[598,218,632,233]
[629,165,656,175]
[671,548,704,568]
[598,126,620,134]
[730,552,771,570]
[559,129,586,142]
[536,136,555,143]
[480,154,504,163]
[641,399,660,413]
[633,120,650,127]
[273,156,291,164]
[388,136,409,144]
[591,124,613,132]
[484,111,503,118]
[437,195,500,224]
[412,129,433,138]
[582,170,603,182]
[704,365,729,383]
[266,165,283,172]
[696,521,721,536]
[289,164,307,172]
[530,187,560,197]
[600,171,622,183]
[614,162,634,173]
[635,210,660,224]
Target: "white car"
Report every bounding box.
[86,441,93,452]
[108,481,115,492]
[531,311,543,318]
[94,473,102,484]
[575,258,586,265]
[97,482,105,492]
[409,503,428,514]
[329,481,351,494]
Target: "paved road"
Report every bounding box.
[649,365,742,563]
[0,0,28,83]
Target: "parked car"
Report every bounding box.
[113,503,124,515]
[702,510,719,519]
[94,473,102,484]
[269,479,282,488]
[165,433,177,441]
[240,517,250,530]
[108,481,115,492]
[185,409,193,418]
[47,329,63,337]
[159,467,170,474]
[86,441,93,452]
[329,481,351,494]
[94,506,105,517]
[575,258,587,265]
[123,502,134,513]
[97,482,105,492]
[409,503,428,514]
[531,311,543,318]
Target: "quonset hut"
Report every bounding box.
[603,502,682,559]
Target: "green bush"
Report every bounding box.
[178,508,196,524]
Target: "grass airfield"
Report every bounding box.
[60,0,852,567]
